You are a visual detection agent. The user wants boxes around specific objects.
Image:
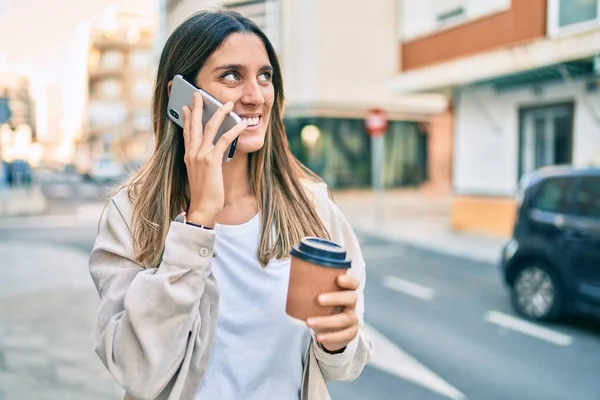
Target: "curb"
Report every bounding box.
[352,225,503,266]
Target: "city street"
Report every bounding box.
[2,0,600,398]
[1,186,600,400]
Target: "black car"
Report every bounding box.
[500,166,600,321]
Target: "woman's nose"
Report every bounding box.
[240,79,265,106]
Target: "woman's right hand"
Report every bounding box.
[182,92,247,227]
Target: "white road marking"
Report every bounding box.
[382,275,436,300]
[362,244,405,260]
[484,311,573,347]
[364,323,468,400]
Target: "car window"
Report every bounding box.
[573,177,600,219]
[531,177,573,213]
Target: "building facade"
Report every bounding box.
[78,11,157,174]
[163,0,450,189]
[0,73,37,165]
[394,0,600,237]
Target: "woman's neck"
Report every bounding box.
[222,152,253,205]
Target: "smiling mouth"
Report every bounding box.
[240,116,260,127]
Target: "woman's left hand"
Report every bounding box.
[306,274,360,353]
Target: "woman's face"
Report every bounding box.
[195,32,275,155]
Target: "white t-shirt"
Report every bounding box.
[196,214,312,400]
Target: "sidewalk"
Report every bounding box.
[0,242,122,400]
[332,189,507,265]
[0,186,47,217]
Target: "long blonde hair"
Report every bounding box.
[126,10,329,268]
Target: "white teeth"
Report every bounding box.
[242,117,260,126]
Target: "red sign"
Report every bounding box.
[365,108,388,137]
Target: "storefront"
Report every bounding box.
[285,117,427,189]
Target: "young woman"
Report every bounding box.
[89,9,372,400]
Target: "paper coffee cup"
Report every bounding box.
[286,237,351,322]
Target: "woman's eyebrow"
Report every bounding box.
[212,64,244,73]
[212,64,273,73]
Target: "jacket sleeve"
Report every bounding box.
[311,189,374,382]
[89,195,215,399]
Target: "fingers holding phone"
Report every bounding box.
[167,74,242,160]
[183,93,245,159]
[214,120,247,157]
[186,92,204,152]
[181,96,247,225]
[201,96,233,149]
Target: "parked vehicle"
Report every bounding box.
[88,155,127,184]
[500,166,600,321]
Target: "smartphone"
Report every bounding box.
[167,74,242,160]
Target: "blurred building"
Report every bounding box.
[0,0,159,169]
[78,10,157,174]
[0,73,38,165]
[163,0,450,189]
[394,0,600,237]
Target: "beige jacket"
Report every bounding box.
[89,183,373,400]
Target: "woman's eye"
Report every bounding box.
[222,72,239,82]
[259,72,272,81]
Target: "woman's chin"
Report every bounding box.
[234,134,266,154]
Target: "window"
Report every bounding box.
[130,50,153,71]
[435,0,467,26]
[519,104,573,180]
[531,178,574,213]
[99,50,125,70]
[548,0,600,35]
[401,0,511,41]
[573,177,600,219]
[132,109,151,132]
[92,79,123,99]
[132,79,153,101]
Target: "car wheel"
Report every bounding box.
[510,261,564,321]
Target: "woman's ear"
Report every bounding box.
[167,80,173,96]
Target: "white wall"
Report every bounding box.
[454,81,600,196]
[285,0,446,114]
[279,0,318,105]
[166,0,220,35]
[400,0,511,41]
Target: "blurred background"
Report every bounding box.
[1,0,600,399]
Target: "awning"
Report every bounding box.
[480,58,597,92]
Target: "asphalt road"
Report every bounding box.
[329,235,600,400]
[1,191,600,400]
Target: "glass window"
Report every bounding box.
[130,50,153,70]
[559,0,598,27]
[285,117,427,189]
[132,109,151,132]
[92,79,122,99]
[100,50,125,70]
[531,177,574,213]
[519,104,573,180]
[435,0,466,24]
[132,79,153,101]
[573,177,600,219]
